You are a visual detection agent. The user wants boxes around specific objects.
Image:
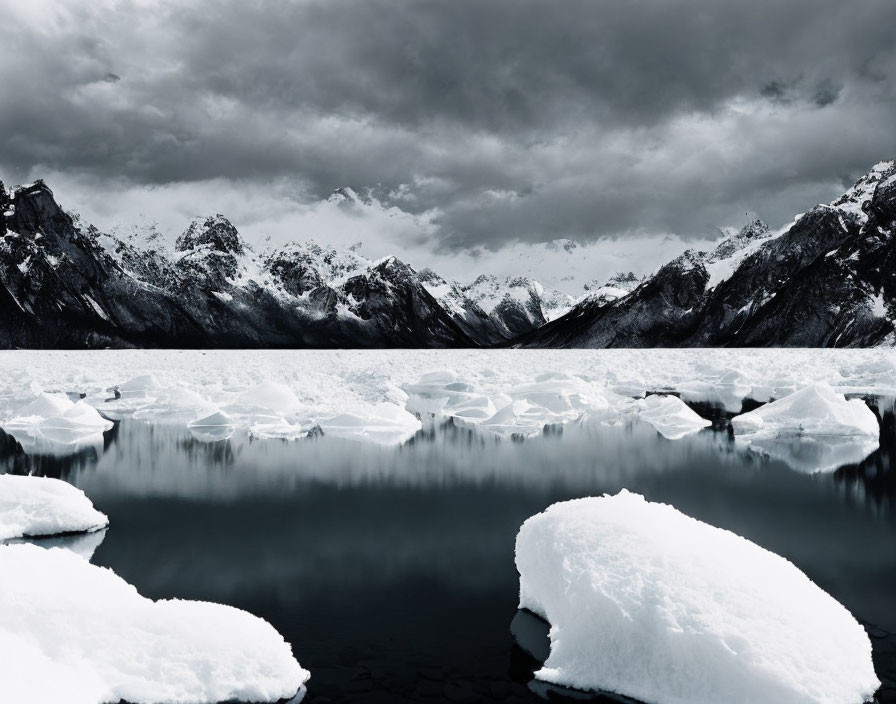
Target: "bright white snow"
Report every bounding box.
[2,392,113,454]
[0,349,891,458]
[731,383,879,472]
[0,474,108,541]
[0,543,310,704]
[515,491,879,704]
[634,394,711,439]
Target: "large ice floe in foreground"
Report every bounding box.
[731,383,880,473]
[0,543,309,704]
[2,392,113,454]
[515,491,879,704]
[0,474,108,540]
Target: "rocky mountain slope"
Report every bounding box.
[517,160,896,348]
[2,157,895,349]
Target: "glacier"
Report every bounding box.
[515,491,880,704]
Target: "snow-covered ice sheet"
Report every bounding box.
[0,349,893,451]
[0,474,108,540]
[731,383,880,472]
[515,491,879,704]
[0,543,309,704]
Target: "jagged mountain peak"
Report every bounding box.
[175,215,245,255]
[416,267,446,285]
[328,186,364,205]
[830,159,896,224]
[707,218,772,263]
[582,271,642,305]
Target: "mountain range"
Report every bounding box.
[0,158,893,348]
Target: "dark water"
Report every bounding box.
[4,408,896,704]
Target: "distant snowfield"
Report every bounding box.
[0,348,892,467]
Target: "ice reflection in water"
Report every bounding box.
[0,412,894,702]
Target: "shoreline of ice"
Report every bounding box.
[0,349,890,465]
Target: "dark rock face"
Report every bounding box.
[341,258,475,347]
[417,268,509,346]
[519,160,896,348]
[0,185,478,349]
[3,158,896,350]
[264,249,324,296]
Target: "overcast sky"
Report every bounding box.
[1,0,895,289]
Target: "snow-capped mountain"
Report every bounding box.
[519,159,896,348]
[2,157,896,349]
[0,183,475,348]
[461,275,574,336]
[581,272,643,305]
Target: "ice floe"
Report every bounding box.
[318,403,421,445]
[731,383,879,472]
[0,474,108,540]
[634,394,711,439]
[0,349,893,452]
[2,393,113,454]
[0,543,310,704]
[188,409,237,442]
[515,491,879,704]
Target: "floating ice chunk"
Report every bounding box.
[0,474,108,541]
[117,373,161,398]
[635,394,711,439]
[0,544,309,704]
[319,403,421,445]
[228,380,303,416]
[188,409,236,442]
[406,371,612,439]
[11,391,75,419]
[4,395,113,454]
[732,383,879,437]
[132,386,216,424]
[515,491,879,704]
[38,401,113,445]
[248,419,308,440]
[731,384,880,472]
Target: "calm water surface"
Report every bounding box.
[3,407,896,703]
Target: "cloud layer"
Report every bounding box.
[1,0,895,279]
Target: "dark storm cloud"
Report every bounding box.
[1,0,895,248]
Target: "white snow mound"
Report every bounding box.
[730,384,879,473]
[0,544,310,704]
[0,474,108,541]
[4,393,113,454]
[515,491,879,704]
[731,383,879,437]
[635,394,711,439]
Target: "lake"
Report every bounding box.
[3,401,895,703]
